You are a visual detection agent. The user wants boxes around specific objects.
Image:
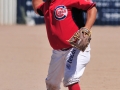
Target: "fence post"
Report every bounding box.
[0,0,17,25]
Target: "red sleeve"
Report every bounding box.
[72,0,96,11]
[36,3,44,16]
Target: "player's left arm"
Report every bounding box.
[84,6,97,30]
[72,0,97,30]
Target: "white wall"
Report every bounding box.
[0,0,17,25]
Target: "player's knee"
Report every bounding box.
[46,80,59,90]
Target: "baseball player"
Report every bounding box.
[32,0,97,90]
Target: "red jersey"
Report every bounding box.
[37,0,95,49]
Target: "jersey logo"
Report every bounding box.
[54,5,68,20]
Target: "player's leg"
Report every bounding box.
[63,46,91,90]
[45,49,70,90]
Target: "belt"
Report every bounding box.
[60,47,71,51]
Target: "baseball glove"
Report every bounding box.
[67,27,91,52]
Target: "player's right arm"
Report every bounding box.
[32,0,44,14]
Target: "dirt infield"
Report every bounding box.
[0,25,120,90]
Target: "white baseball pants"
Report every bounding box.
[46,45,91,90]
